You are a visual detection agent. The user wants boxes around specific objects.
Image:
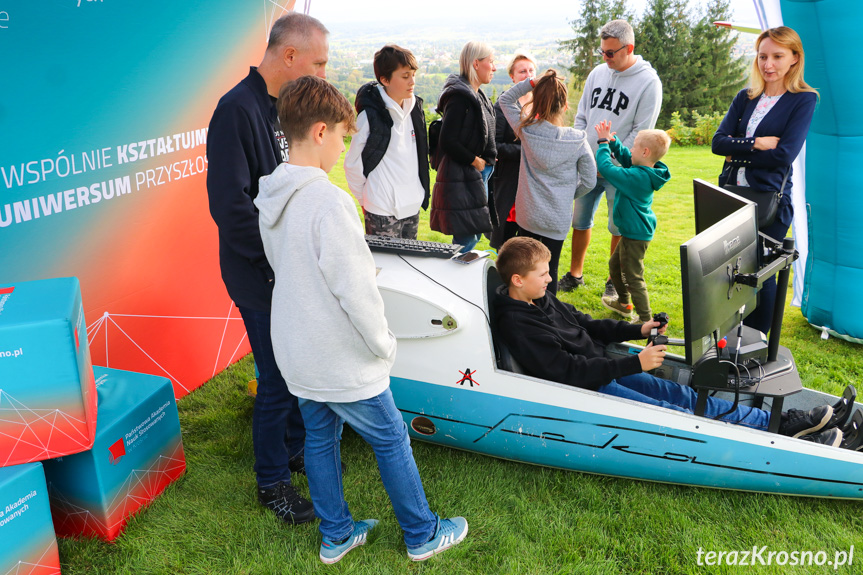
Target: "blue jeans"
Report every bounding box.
[238,306,306,487]
[453,233,481,253]
[298,388,438,548]
[481,163,494,192]
[571,178,620,235]
[600,372,770,430]
[453,164,495,254]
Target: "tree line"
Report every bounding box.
[560,0,747,128]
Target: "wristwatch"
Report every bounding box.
[597,138,609,145]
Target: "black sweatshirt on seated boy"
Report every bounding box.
[492,237,843,445]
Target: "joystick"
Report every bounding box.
[647,312,669,345]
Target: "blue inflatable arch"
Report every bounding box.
[781,0,863,342]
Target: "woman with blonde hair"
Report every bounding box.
[490,50,537,250]
[498,69,596,293]
[430,41,497,252]
[712,26,818,333]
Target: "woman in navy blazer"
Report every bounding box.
[712,26,818,333]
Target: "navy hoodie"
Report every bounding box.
[494,287,644,390]
[207,67,287,311]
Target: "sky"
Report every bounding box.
[299,0,762,28]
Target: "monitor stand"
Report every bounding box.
[690,345,801,433]
[720,325,793,380]
[757,349,795,380]
[689,236,803,433]
[757,236,797,381]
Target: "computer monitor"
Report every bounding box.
[693,178,752,234]
[680,197,759,366]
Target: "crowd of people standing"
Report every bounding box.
[205,10,819,564]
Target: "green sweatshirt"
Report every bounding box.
[596,137,670,241]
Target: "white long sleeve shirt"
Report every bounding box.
[344,86,425,220]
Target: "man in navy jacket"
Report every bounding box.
[206,12,329,524]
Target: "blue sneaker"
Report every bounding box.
[319,519,378,564]
[407,516,468,561]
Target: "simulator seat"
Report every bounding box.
[486,266,526,375]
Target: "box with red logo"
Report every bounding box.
[0,277,97,467]
[0,462,61,575]
[43,366,186,541]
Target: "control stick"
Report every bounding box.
[647,312,684,347]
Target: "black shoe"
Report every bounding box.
[828,384,857,429]
[558,273,584,292]
[289,454,346,476]
[257,481,315,524]
[603,279,617,299]
[800,427,843,447]
[779,405,834,438]
[289,455,305,475]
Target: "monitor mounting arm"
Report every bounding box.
[731,236,798,362]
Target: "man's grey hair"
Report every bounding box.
[600,19,634,46]
[267,12,329,51]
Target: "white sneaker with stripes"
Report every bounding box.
[407,516,468,561]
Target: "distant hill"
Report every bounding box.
[326,20,574,109]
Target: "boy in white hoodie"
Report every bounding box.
[254,76,467,565]
[344,45,430,239]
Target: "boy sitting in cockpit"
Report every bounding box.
[493,237,842,445]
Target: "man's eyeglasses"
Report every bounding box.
[596,45,629,58]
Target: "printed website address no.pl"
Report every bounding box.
[697,546,854,569]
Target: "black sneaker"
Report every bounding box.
[779,405,834,438]
[558,273,584,292]
[257,481,315,524]
[288,454,305,475]
[289,454,346,476]
[800,427,843,447]
[604,279,618,299]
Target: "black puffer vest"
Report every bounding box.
[355,81,431,210]
[429,74,496,236]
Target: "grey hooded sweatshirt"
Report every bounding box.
[255,163,396,403]
[574,55,663,152]
[499,79,597,241]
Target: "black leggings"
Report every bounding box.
[744,199,793,334]
[515,226,565,295]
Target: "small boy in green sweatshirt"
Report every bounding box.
[594,120,671,322]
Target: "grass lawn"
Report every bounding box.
[59,145,863,574]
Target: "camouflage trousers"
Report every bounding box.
[364,211,420,239]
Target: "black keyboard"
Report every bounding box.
[364,235,463,258]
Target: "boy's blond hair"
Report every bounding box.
[636,129,671,163]
[496,237,551,288]
[277,76,357,147]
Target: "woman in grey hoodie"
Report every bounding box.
[498,70,597,293]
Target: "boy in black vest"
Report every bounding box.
[344,45,430,239]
